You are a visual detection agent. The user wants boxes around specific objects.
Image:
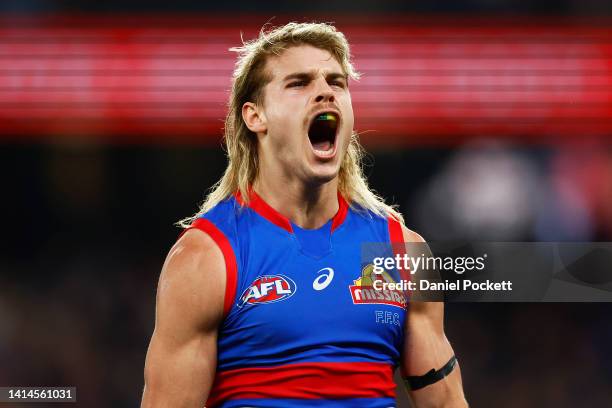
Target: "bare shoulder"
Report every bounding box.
[156,228,227,331]
[163,228,226,280]
[397,224,441,315]
[161,228,226,295]
[399,224,426,244]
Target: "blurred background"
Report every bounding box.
[1,1,611,407]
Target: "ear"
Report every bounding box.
[242,102,267,134]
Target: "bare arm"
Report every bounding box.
[141,228,226,408]
[400,227,468,408]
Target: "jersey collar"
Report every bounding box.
[234,187,348,234]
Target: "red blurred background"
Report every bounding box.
[1,15,611,142]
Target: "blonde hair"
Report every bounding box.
[178,22,403,227]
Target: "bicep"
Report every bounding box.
[142,229,226,408]
[402,301,451,376]
[143,328,217,407]
[398,225,465,406]
[399,226,451,375]
[402,302,464,405]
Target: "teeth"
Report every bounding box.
[314,149,334,157]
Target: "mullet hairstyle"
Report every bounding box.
[178,21,403,227]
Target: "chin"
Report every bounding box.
[304,163,341,186]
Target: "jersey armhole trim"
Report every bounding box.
[180,218,238,318]
[387,215,404,244]
[387,215,412,284]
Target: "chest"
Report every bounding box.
[224,236,407,353]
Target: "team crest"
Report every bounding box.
[238,275,297,308]
[349,264,407,309]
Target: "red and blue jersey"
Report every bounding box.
[186,190,408,408]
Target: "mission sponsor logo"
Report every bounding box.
[349,265,407,309]
[238,275,297,308]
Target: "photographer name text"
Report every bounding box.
[373,279,513,292]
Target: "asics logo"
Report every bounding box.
[312,267,334,291]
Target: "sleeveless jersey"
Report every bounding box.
[186,190,408,408]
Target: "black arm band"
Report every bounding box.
[404,355,458,391]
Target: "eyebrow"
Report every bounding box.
[282,71,348,83]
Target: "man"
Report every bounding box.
[142,22,467,408]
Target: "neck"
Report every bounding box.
[252,176,339,230]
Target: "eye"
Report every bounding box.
[330,80,346,89]
[287,80,306,88]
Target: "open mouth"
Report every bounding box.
[308,112,339,156]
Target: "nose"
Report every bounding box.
[314,78,335,104]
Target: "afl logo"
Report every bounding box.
[238,275,297,308]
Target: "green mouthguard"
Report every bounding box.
[316,113,337,122]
